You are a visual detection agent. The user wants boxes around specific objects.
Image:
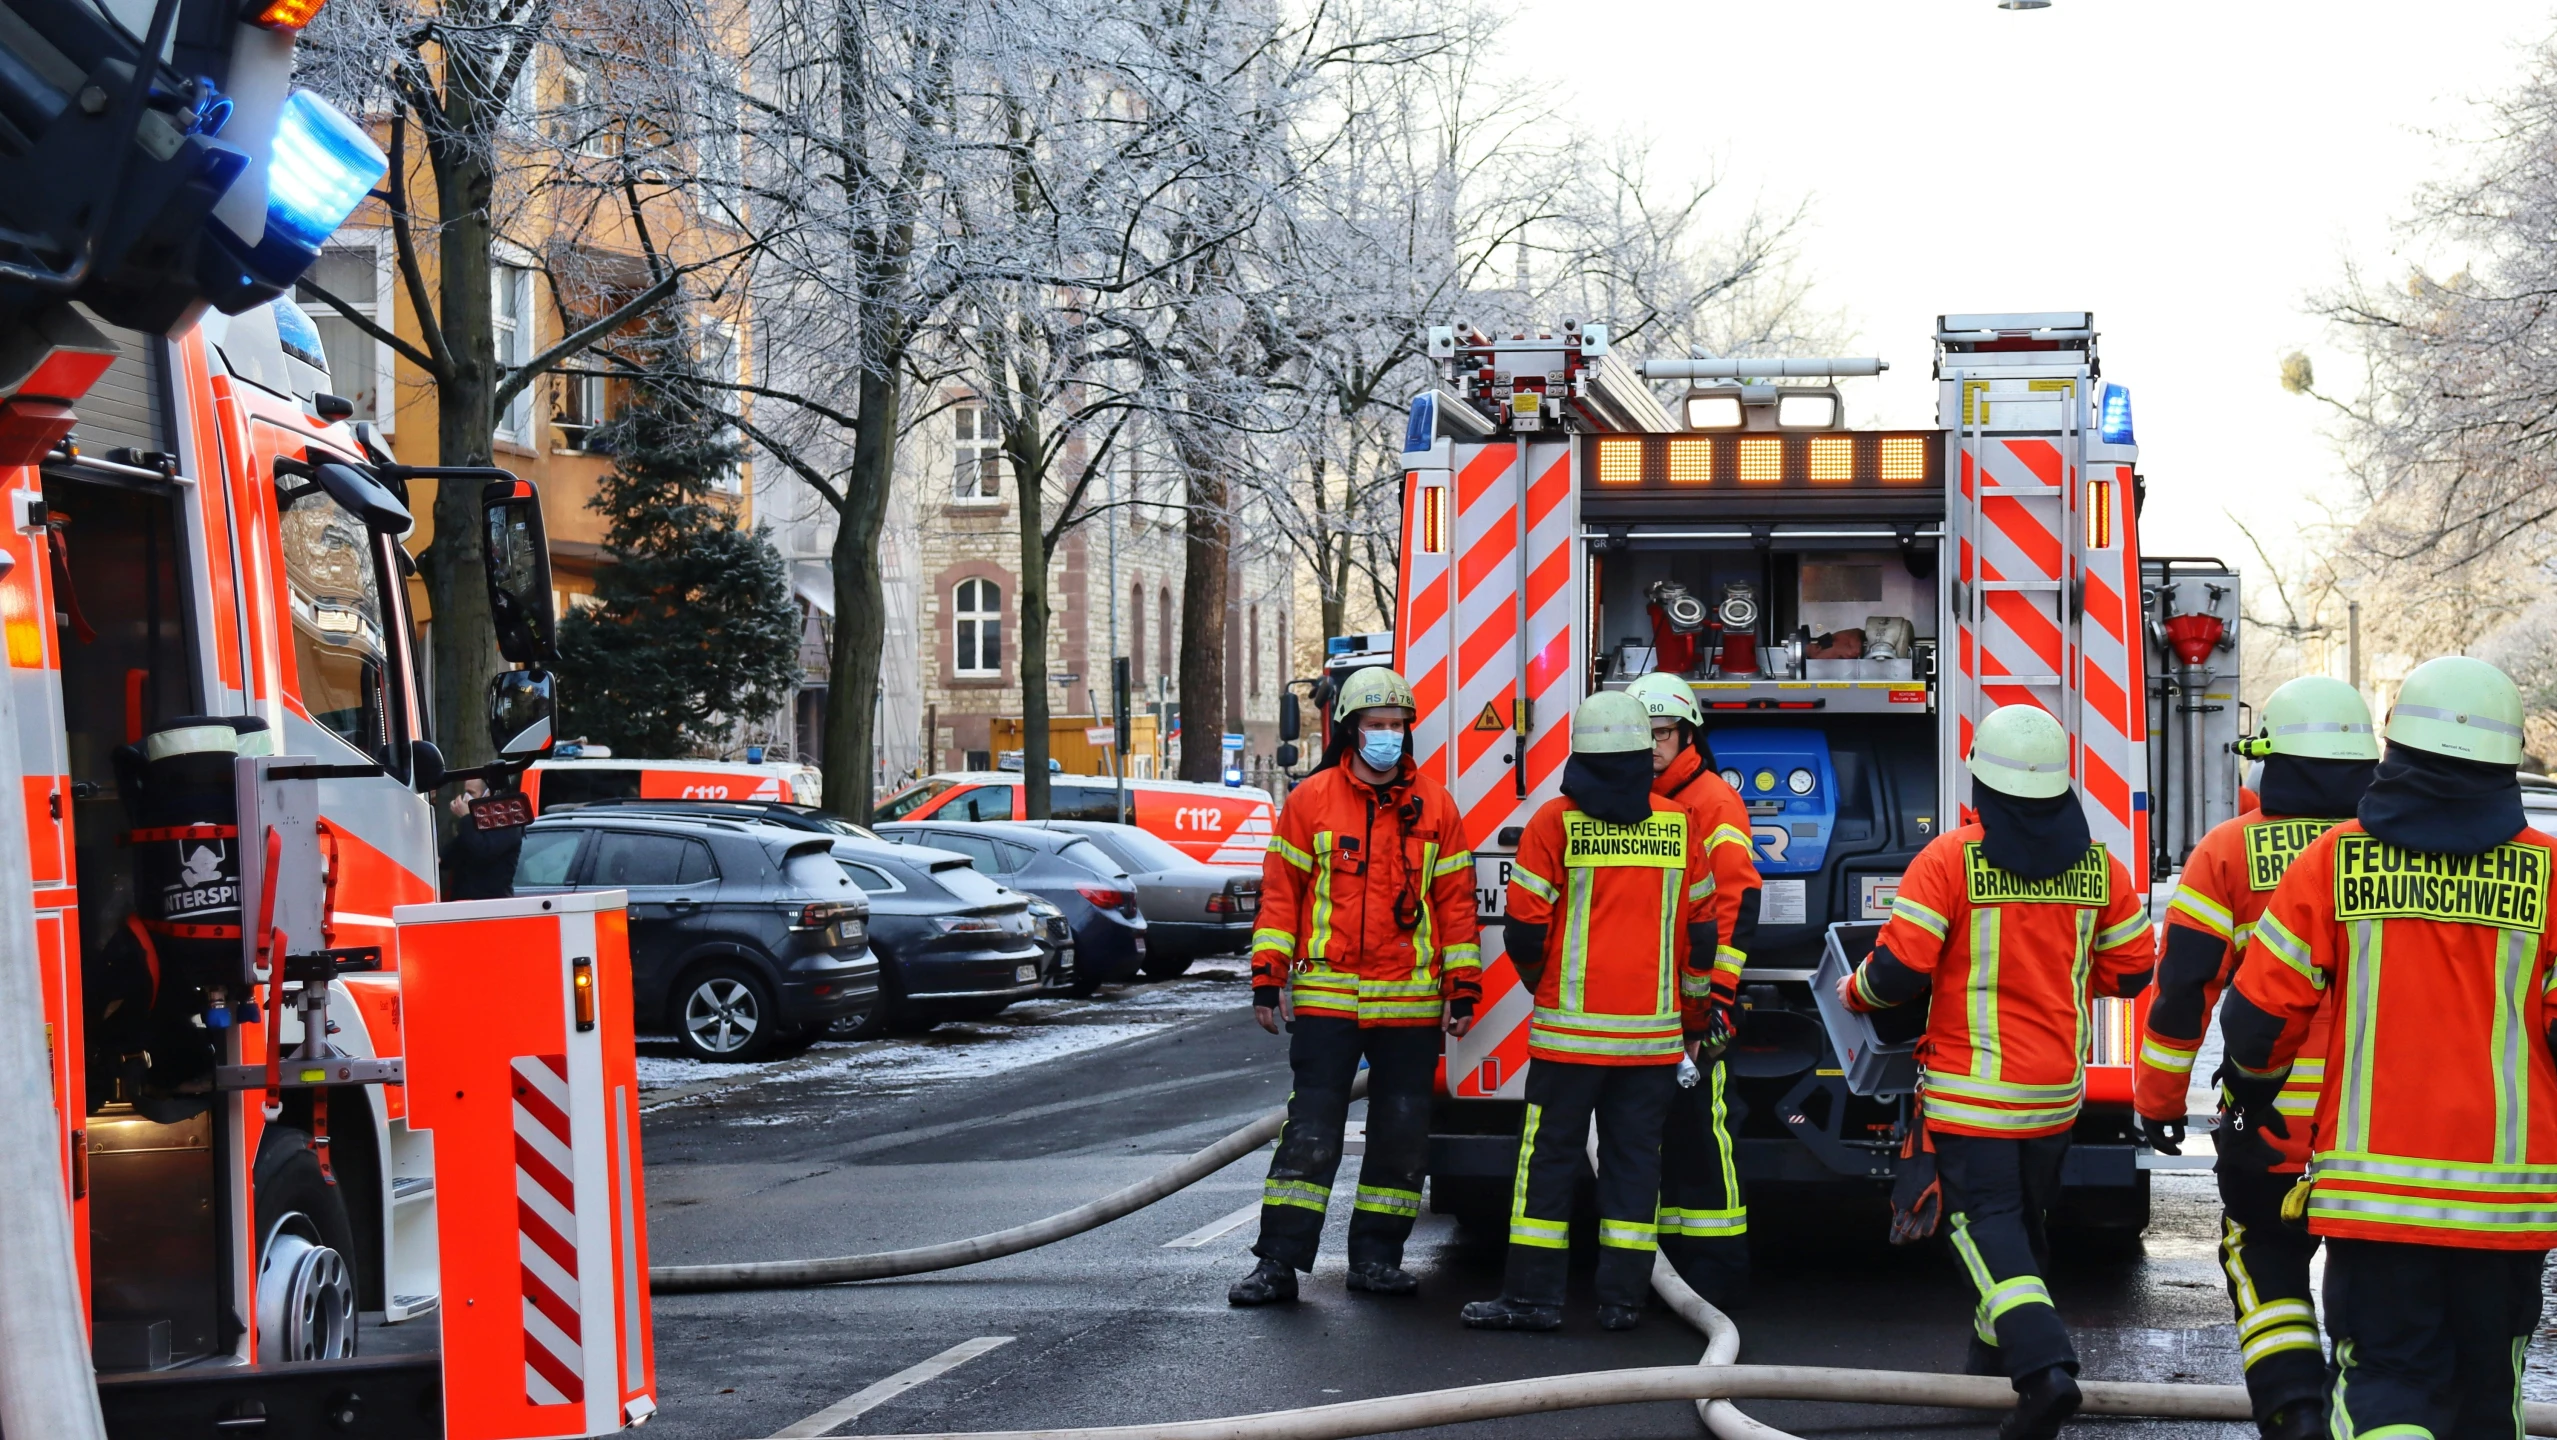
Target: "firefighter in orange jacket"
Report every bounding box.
[1230,666,1480,1306]
[2221,656,2557,1439]
[1841,704,2154,1440]
[2132,676,2377,1440]
[1627,671,1761,1304]
[1460,690,1717,1333]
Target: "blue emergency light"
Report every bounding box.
[266,90,388,254]
[2098,383,2135,446]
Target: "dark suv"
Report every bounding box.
[512,812,880,1061]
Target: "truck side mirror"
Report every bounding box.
[489,670,557,759]
[480,478,556,664]
[410,738,447,793]
[1274,742,1299,769]
[1278,693,1300,743]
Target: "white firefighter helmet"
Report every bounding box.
[1967,704,2071,800]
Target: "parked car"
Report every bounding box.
[539,795,880,840]
[1028,821,1258,978]
[876,820,1148,993]
[876,771,1276,865]
[511,812,879,1062]
[1022,893,1077,993]
[827,837,1048,1035]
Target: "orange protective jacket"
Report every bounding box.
[1251,760,1480,1026]
[2134,809,2341,1171]
[1652,747,1762,1005]
[1846,824,2155,1138]
[2233,821,2557,1249]
[1505,794,1715,1066]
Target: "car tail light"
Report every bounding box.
[1077,885,1132,910]
[934,915,1003,934]
[1209,881,1260,915]
[794,902,853,930]
[1207,892,1238,914]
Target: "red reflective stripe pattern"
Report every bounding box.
[513,1053,584,1407]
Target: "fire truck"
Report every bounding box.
[1399,313,2238,1235]
[0,0,655,1434]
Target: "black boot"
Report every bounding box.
[1345,1261,1418,1295]
[1999,1365,2081,1440]
[1460,1296,1562,1331]
[1227,1257,1298,1306]
[2260,1400,2325,1440]
[1596,1303,1642,1331]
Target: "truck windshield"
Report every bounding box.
[277,483,392,762]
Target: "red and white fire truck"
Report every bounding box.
[1397,313,2242,1232]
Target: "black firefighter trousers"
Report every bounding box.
[1251,1016,1437,1272]
[1658,1056,1748,1306]
[2325,1236,2546,1440]
[1933,1130,2076,1383]
[1501,1058,1678,1309]
[2215,1164,2323,1425]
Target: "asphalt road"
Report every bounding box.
[633,963,2557,1440]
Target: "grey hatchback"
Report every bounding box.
[829,837,1048,1035]
[1026,821,1258,978]
[512,812,879,1061]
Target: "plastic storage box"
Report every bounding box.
[1813,920,1926,1097]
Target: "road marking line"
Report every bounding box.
[769,1336,1014,1438]
[1163,1200,1263,1248]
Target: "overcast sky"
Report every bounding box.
[1515,1,2555,573]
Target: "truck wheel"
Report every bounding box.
[254,1127,360,1363]
[675,964,780,1062]
[1140,954,1193,980]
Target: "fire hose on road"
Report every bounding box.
[655,1076,2557,1439]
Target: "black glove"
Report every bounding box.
[2140,1113,2184,1156]
[1252,985,1281,1011]
[2213,1064,2291,1174]
[1448,996,1475,1022]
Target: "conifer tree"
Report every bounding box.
[554,364,803,756]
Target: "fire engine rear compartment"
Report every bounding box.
[43,466,235,1370]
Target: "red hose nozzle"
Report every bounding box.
[2163,614,2225,667]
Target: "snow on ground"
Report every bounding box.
[636,959,1251,1107]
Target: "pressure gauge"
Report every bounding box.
[1720,768,1745,791]
[1787,768,1816,795]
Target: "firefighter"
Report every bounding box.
[2220,656,2557,1440]
[2132,675,2377,1440]
[1625,670,1761,1305]
[1229,665,1480,1305]
[1838,704,2154,1440]
[1460,690,1717,1333]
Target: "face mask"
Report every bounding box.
[1358,729,1406,772]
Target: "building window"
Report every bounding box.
[1129,580,1146,686]
[493,265,534,443]
[555,370,609,449]
[954,405,1001,501]
[293,243,388,428]
[1157,586,1172,682]
[701,319,742,492]
[555,65,610,157]
[701,76,741,188]
[953,578,1002,678]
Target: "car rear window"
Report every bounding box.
[874,778,957,821]
[1092,824,1188,872]
[515,829,583,886]
[538,767,641,810]
[932,860,1012,907]
[784,847,858,897]
[589,831,714,887]
[838,860,901,894]
[1058,839,1124,878]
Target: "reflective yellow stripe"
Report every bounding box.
[1508,1104,1567,1248]
[1657,1206,1747,1237]
[1713,945,1746,976]
[1308,832,1339,960]
[1251,927,1296,957]
[1510,865,1560,903]
[1354,1186,1422,1217]
[1926,1071,2082,1105]
[1687,875,1717,902]
[1968,908,2002,1079]
[1851,962,1894,1010]
[1597,1219,1657,1251]
[2140,1035,2200,1074]
[1923,1092,2082,1132]
[2252,912,2321,989]
[1891,895,1949,940]
[1442,943,1481,971]
[2096,912,2150,950]
[1432,850,1474,878]
[2168,885,2235,939]
[1679,974,1716,999]
[1269,836,1314,871]
[1707,824,1753,853]
[1264,1179,1329,1213]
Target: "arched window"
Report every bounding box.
[1129,581,1147,685]
[953,578,1002,677]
